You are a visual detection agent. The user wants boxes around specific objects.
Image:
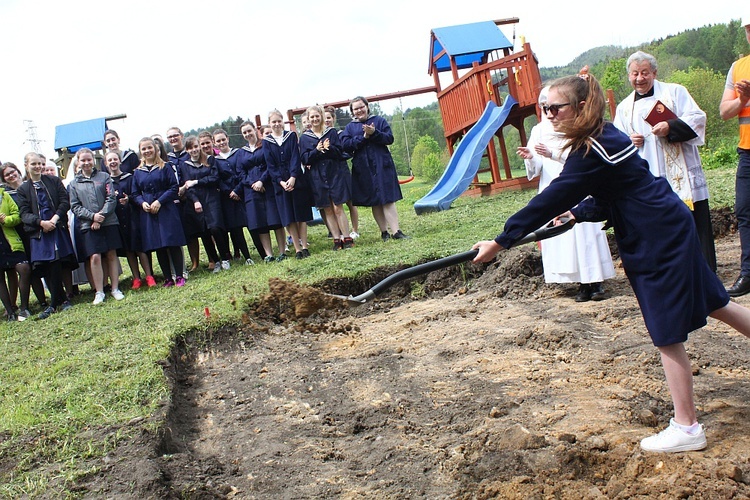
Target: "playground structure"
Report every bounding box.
[284,18,543,214]
[428,19,542,194]
[53,114,126,178]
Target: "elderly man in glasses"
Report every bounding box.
[613,50,715,276]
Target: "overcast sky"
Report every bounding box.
[0,0,742,166]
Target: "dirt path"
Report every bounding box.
[82,234,750,499]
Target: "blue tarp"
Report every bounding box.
[430,21,513,74]
[54,117,107,152]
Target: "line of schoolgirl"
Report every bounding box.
[0,103,408,321]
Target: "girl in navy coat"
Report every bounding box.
[105,151,155,289]
[299,105,352,250]
[132,137,186,287]
[102,129,140,174]
[473,73,750,453]
[340,96,407,241]
[237,121,279,261]
[16,152,77,319]
[179,135,231,272]
[263,109,312,259]
[213,129,253,266]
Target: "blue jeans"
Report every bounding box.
[735,149,750,275]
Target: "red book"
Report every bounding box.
[644,100,678,126]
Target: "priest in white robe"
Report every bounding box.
[613,50,716,272]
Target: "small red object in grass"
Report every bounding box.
[204,307,210,318]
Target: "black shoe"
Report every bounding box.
[38,306,55,320]
[60,301,73,312]
[392,230,410,240]
[575,284,592,302]
[342,237,354,249]
[589,283,607,301]
[276,254,287,262]
[727,275,750,297]
[302,248,310,258]
[7,313,17,322]
[381,231,391,242]
[295,251,305,259]
[728,276,750,297]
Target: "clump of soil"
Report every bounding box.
[63,223,750,498]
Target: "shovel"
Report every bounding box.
[335,218,575,306]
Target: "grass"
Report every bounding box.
[0,162,739,497]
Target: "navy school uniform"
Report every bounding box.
[16,175,78,273]
[132,163,186,251]
[111,171,144,254]
[299,127,352,208]
[262,131,313,226]
[215,149,248,230]
[493,123,728,348]
[236,144,281,231]
[178,158,225,238]
[340,114,402,207]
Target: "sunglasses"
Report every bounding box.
[541,103,571,116]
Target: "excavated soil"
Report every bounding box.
[72,209,750,498]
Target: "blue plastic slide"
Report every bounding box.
[413,95,517,215]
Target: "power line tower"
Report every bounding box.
[23,120,43,153]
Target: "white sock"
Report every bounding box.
[673,420,701,435]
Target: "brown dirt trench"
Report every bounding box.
[80,212,750,499]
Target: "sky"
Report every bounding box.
[0,0,742,167]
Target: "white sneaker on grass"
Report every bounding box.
[221,260,231,270]
[111,289,125,301]
[92,291,106,305]
[213,264,221,274]
[640,419,707,452]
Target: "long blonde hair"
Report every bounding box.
[548,74,606,154]
[138,137,166,168]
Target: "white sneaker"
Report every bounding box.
[221,260,231,270]
[640,419,707,452]
[213,264,221,274]
[350,231,360,239]
[245,258,255,266]
[111,289,125,301]
[92,291,106,305]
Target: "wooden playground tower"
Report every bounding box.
[429,17,543,196]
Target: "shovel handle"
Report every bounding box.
[346,218,575,305]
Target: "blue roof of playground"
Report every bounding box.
[54,117,107,152]
[430,20,513,74]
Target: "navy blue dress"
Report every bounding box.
[132,163,186,251]
[215,150,248,230]
[340,115,402,207]
[111,171,143,254]
[27,181,76,265]
[178,158,225,237]
[237,144,281,231]
[299,127,352,208]
[263,131,313,225]
[494,123,728,347]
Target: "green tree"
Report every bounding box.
[668,67,735,149]
[411,135,443,181]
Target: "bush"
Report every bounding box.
[412,135,444,181]
[700,139,739,170]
